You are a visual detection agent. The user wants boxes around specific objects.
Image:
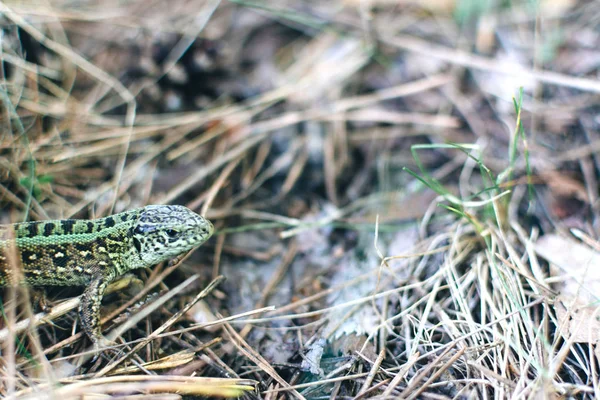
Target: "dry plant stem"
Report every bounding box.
[223,322,306,400]
[279,190,417,239]
[94,276,226,377]
[495,251,554,296]
[571,229,600,252]
[165,98,275,162]
[399,346,465,399]
[0,296,78,343]
[0,3,137,213]
[221,242,281,262]
[556,139,600,162]
[167,120,231,161]
[580,156,599,208]
[0,161,50,219]
[357,348,386,397]
[0,183,44,221]
[324,125,339,205]
[323,354,357,382]
[0,276,140,342]
[74,275,206,368]
[199,346,239,379]
[548,314,583,382]
[280,147,309,197]
[3,263,57,395]
[592,346,600,398]
[331,73,452,112]
[250,275,434,325]
[258,246,441,317]
[48,125,172,162]
[226,140,302,207]
[442,85,486,139]
[198,156,242,216]
[329,382,341,400]
[48,307,273,371]
[329,109,459,127]
[383,34,600,93]
[355,379,390,399]
[265,372,370,394]
[377,291,389,352]
[4,2,594,396]
[109,125,135,214]
[15,375,256,399]
[0,5,135,103]
[66,126,193,217]
[2,233,19,396]
[0,52,60,79]
[103,274,202,345]
[245,140,272,186]
[381,351,420,397]
[108,345,216,375]
[161,74,451,204]
[415,298,544,364]
[132,0,221,99]
[466,362,516,389]
[4,288,17,397]
[135,306,275,341]
[238,210,302,227]
[212,231,225,280]
[160,131,267,204]
[239,240,298,339]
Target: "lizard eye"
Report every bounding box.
[165,229,178,237]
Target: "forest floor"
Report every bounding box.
[1,1,600,398]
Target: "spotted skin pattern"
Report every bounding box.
[0,205,213,346]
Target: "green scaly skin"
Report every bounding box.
[0,205,214,347]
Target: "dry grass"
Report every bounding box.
[1,0,600,398]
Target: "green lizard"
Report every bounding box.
[0,205,214,347]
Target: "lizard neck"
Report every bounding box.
[117,234,150,275]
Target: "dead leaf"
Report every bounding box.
[535,234,600,305]
[537,234,600,343]
[554,296,600,343]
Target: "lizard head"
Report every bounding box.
[131,205,214,267]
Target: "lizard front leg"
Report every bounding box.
[79,272,115,348]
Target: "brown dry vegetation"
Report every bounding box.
[1,0,600,398]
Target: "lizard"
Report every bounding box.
[0,205,214,348]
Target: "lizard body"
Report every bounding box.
[0,205,213,346]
